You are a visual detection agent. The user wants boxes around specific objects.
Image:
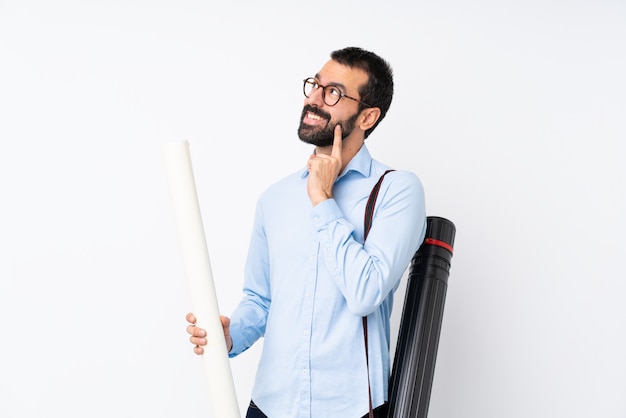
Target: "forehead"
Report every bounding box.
[316,59,369,94]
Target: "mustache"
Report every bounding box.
[301,105,331,121]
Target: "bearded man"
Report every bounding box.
[187,46,426,418]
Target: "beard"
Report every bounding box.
[297,105,359,147]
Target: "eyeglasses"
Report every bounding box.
[303,77,372,108]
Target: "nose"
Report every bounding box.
[305,86,325,107]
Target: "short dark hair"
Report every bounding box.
[330,47,394,139]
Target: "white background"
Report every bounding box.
[1,1,624,417]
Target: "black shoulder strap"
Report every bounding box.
[364,169,395,241]
[362,169,395,418]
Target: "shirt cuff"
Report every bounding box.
[310,198,343,231]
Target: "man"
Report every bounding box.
[186,47,426,418]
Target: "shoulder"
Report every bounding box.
[367,163,425,213]
[256,167,307,206]
[264,167,305,191]
[371,159,423,192]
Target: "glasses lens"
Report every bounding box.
[303,78,316,98]
[323,86,341,106]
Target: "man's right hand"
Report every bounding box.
[186,312,233,355]
[307,124,343,206]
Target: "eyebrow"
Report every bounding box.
[314,73,347,93]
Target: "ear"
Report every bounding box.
[358,107,381,131]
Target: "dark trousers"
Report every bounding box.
[246,400,389,418]
[246,401,267,418]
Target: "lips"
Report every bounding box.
[301,105,330,126]
[306,112,324,121]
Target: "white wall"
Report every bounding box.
[1,1,624,417]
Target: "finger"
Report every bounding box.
[190,335,207,346]
[187,324,206,337]
[186,312,196,324]
[220,315,231,328]
[331,124,343,159]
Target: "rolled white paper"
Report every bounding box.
[163,140,240,418]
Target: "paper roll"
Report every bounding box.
[163,140,240,418]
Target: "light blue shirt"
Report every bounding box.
[229,144,426,418]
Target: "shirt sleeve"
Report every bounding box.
[311,170,426,317]
[228,199,271,357]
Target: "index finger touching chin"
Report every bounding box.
[332,125,343,156]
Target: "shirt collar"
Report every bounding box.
[300,144,373,180]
